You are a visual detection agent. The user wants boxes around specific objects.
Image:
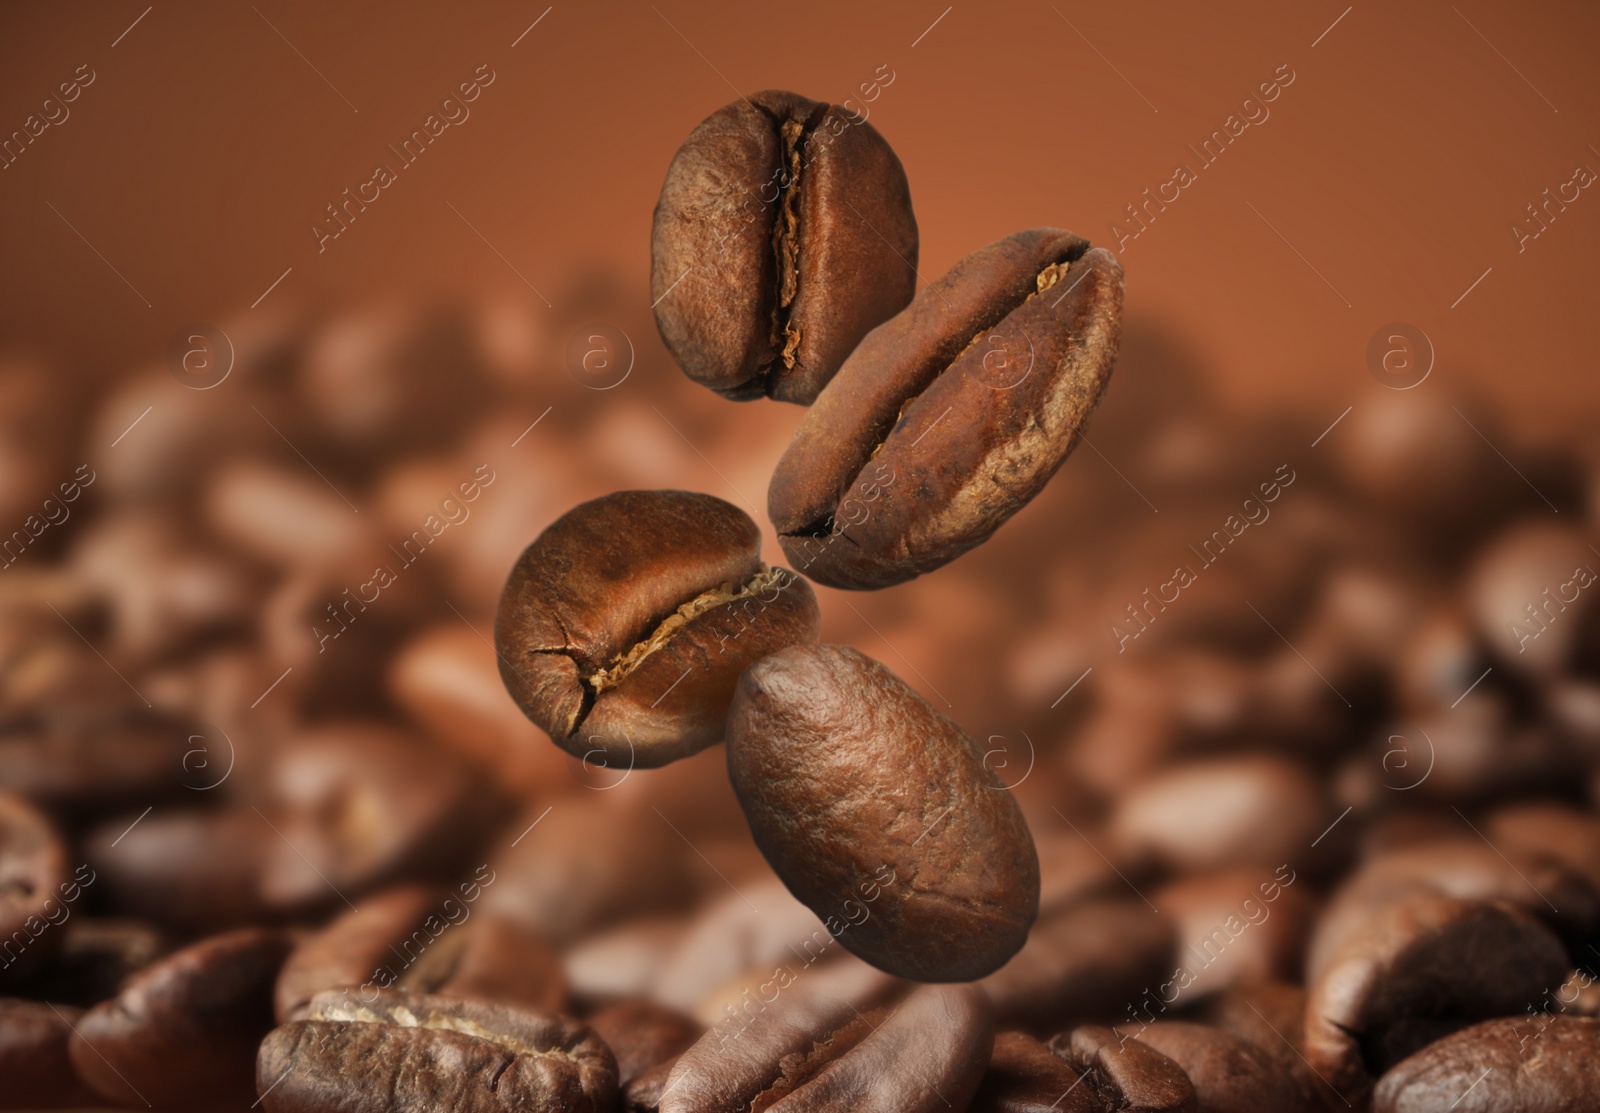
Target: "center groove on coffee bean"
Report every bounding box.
[765,105,826,380]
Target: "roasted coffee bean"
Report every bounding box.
[769,228,1123,589]
[726,644,1039,981]
[17,918,166,1008]
[257,988,617,1113]
[651,89,917,404]
[1487,800,1600,893]
[1303,893,1571,1106]
[662,984,993,1113]
[0,792,68,981]
[69,927,293,1107]
[1201,982,1330,1112]
[496,490,820,767]
[971,1030,1096,1113]
[0,716,193,814]
[85,807,268,932]
[275,885,565,1022]
[1120,1021,1310,1113]
[978,898,1175,1034]
[586,1000,703,1088]
[1044,1025,1196,1113]
[1373,1016,1600,1113]
[1151,869,1317,1000]
[1465,521,1600,677]
[0,998,97,1109]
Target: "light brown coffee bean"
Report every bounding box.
[651,89,917,404]
[727,644,1039,981]
[769,227,1123,589]
[585,1000,703,1088]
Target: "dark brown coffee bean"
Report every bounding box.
[1200,982,1329,1112]
[496,490,819,767]
[259,722,499,915]
[0,716,194,814]
[1044,1025,1196,1113]
[275,885,565,1023]
[69,927,293,1107]
[1487,800,1600,894]
[1303,894,1570,1106]
[662,983,993,1113]
[1110,757,1329,876]
[17,918,166,1008]
[727,644,1039,981]
[85,807,268,932]
[1119,1021,1310,1113]
[259,987,617,1113]
[586,1000,703,1087]
[769,228,1123,589]
[971,1030,1096,1113]
[0,792,69,981]
[979,898,1175,1034]
[1373,1015,1600,1113]
[651,89,917,404]
[0,998,97,1109]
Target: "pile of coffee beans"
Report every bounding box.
[1,85,1597,1112]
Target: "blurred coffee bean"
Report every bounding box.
[0,998,97,1109]
[259,988,617,1113]
[205,459,372,575]
[585,1000,702,1087]
[259,722,500,915]
[275,885,564,1023]
[1487,800,1600,893]
[564,915,690,1010]
[85,807,267,933]
[692,949,903,1031]
[69,927,292,1107]
[389,623,573,797]
[979,898,1175,1034]
[1373,1015,1600,1113]
[1110,756,1329,876]
[728,644,1040,980]
[1305,839,1600,978]
[651,89,918,404]
[970,1030,1094,1113]
[1303,894,1570,1105]
[0,792,68,981]
[1044,1025,1196,1113]
[1393,602,1493,713]
[0,361,74,538]
[1034,829,1122,915]
[496,490,820,767]
[1200,982,1327,1111]
[1466,520,1600,677]
[662,984,993,1113]
[16,918,166,1008]
[1152,869,1316,1000]
[481,802,696,946]
[1117,1021,1309,1113]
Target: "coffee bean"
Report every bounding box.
[257,988,617,1113]
[662,983,993,1113]
[651,89,917,404]
[585,1000,702,1088]
[1465,521,1600,677]
[726,644,1039,981]
[1487,800,1600,894]
[1303,893,1571,1106]
[1373,1016,1600,1113]
[275,885,566,1023]
[1119,1021,1310,1113]
[0,716,194,814]
[85,807,268,932]
[1044,1025,1196,1113]
[1152,869,1317,1001]
[496,490,819,768]
[978,898,1175,1034]
[17,918,166,1008]
[970,1030,1095,1113]
[769,227,1122,589]
[0,998,97,1109]
[565,915,691,1010]
[1200,982,1328,1112]
[0,793,68,967]
[69,927,293,1107]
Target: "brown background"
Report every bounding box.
[1,0,1596,431]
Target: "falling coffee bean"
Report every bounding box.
[68,927,293,1107]
[769,227,1123,589]
[257,988,617,1113]
[496,490,819,767]
[726,644,1039,981]
[651,89,918,404]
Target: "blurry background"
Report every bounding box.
[2,0,1599,1063]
